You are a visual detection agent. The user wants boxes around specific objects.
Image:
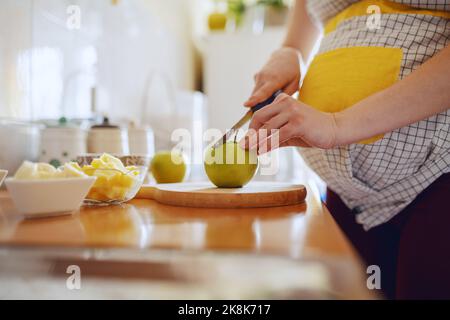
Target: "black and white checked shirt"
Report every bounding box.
[299,0,450,230]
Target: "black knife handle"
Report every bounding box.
[250,89,283,113]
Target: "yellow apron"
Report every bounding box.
[299,0,450,144]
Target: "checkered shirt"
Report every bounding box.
[299,0,450,230]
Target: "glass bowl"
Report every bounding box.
[76,155,150,206]
[76,154,151,168]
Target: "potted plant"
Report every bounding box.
[227,0,247,27]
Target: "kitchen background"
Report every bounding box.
[0,0,325,198]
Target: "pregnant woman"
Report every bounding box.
[242,0,450,299]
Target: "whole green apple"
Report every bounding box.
[204,142,258,188]
[151,151,187,183]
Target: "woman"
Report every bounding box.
[242,0,450,299]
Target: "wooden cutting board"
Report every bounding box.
[135,182,307,208]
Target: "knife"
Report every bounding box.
[213,90,283,148]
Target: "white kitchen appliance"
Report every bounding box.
[87,117,129,154]
[39,126,87,167]
[127,126,155,156]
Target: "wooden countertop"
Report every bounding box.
[0,187,375,299]
[0,189,355,257]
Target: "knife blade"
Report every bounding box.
[213,90,283,148]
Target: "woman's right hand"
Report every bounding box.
[244,47,302,107]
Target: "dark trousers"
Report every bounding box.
[325,173,450,299]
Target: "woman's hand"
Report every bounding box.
[240,93,338,154]
[244,47,303,107]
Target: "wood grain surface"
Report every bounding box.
[136,182,307,208]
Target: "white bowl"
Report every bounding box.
[0,170,7,187]
[5,177,96,218]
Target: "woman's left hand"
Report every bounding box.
[240,93,338,154]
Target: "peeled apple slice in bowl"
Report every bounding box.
[35,163,57,179]
[13,161,88,180]
[14,161,37,179]
[79,153,146,204]
[57,163,89,178]
[6,161,96,217]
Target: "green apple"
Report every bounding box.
[150,151,187,183]
[204,142,258,188]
